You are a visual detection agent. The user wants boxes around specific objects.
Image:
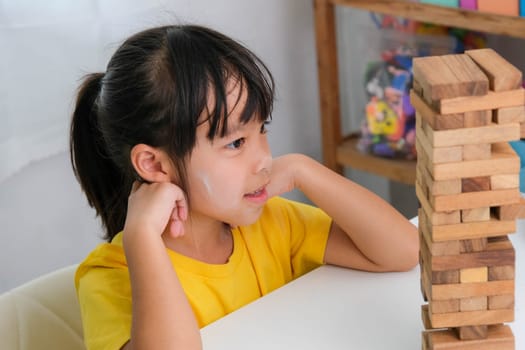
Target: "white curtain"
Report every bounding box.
[0,0,178,183]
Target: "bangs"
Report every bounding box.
[166,25,275,142]
[204,69,273,139]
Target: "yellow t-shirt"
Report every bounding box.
[75,196,332,350]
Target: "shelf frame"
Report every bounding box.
[314,0,525,185]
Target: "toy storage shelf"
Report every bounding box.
[314,0,525,186]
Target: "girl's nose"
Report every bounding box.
[255,136,272,175]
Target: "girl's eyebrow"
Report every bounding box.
[223,121,245,138]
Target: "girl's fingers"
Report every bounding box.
[128,181,188,237]
[170,189,188,221]
[177,199,188,221]
[169,192,187,237]
[170,219,184,238]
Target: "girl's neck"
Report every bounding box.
[162,213,233,265]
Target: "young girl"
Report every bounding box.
[70,24,418,350]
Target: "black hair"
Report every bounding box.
[70,25,275,241]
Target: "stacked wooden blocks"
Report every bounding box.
[412,48,525,349]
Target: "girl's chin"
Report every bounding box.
[225,208,265,228]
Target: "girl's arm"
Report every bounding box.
[121,182,201,350]
[269,154,419,272]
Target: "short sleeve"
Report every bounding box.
[275,197,332,278]
[75,244,132,350]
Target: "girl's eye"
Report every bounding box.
[226,138,246,150]
[260,121,271,134]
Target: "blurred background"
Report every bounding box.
[1,0,524,292]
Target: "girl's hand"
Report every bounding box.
[124,181,188,239]
[266,154,307,198]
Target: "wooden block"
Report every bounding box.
[490,174,519,190]
[431,280,514,300]
[460,267,488,283]
[413,78,423,95]
[420,225,461,257]
[430,241,514,271]
[422,304,433,330]
[494,106,525,124]
[493,197,525,220]
[419,213,461,257]
[433,270,460,285]
[488,265,515,281]
[418,164,462,196]
[423,325,514,350]
[420,236,460,285]
[441,54,489,96]
[462,177,491,192]
[463,143,491,161]
[422,283,428,302]
[431,308,513,328]
[464,110,492,127]
[461,208,490,223]
[460,296,488,312]
[488,295,515,310]
[417,168,430,199]
[466,48,523,92]
[420,222,468,264]
[487,235,513,249]
[430,216,515,242]
[427,122,519,148]
[413,55,488,101]
[416,125,463,164]
[416,183,462,227]
[431,240,462,256]
[439,89,525,115]
[411,90,464,130]
[460,238,488,252]
[421,264,431,303]
[422,114,437,136]
[493,140,522,155]
[413,55,458,101]
[422,333,429,350]
[432,188,520,212]
[431,146,519,181]
[455,325,488,341]
[431,299,460,314]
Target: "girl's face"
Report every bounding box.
[185,82,272,227]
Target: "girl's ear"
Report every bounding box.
[130,144,175,183]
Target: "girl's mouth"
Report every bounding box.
[244,187,268,204]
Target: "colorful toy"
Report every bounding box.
[358,15,486,160]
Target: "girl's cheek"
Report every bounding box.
[197,172,213,198]
[195,171,238,212]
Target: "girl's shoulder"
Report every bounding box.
[74,235,127,290]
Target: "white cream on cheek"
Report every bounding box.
[196,171,213,198]
[195,170,239,213]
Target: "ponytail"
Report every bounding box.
[70,73,130,241]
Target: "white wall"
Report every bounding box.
[2,2,524,293]
[0,0,323,292]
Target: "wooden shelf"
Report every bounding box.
[334,0,525,39]
[337,134,416,185]
[314,0,525,186]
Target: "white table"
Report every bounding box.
[201,219,524,349]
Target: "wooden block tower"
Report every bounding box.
[412,48,525,349]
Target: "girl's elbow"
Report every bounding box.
[396,234,420,272]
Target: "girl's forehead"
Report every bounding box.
[199,78,248,130]
[211,77,246,111]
